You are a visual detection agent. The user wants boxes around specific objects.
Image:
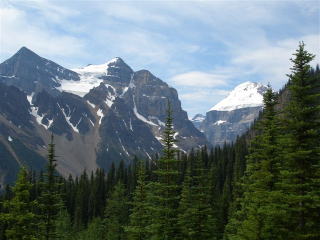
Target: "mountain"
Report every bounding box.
[0,47,209,186]
[192,82,267,146]
[0,47,79,95]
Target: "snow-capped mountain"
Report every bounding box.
[192,82,267,146]
[0,47,209,186]
[209,81,267,111]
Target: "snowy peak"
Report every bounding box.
[62,57,133,97]
[73,57,130,74]
[209,81,267,112]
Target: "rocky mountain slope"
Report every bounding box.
[192,82,267,146]
[0,47,208,186]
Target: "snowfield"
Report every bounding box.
[209,81,267,112]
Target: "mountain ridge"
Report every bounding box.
[0,47,209,186]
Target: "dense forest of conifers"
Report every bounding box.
[0,43,319,240]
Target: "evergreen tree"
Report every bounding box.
[225,85,283,239]
[279,42,320,239]
[126,161,150,240]
[148,101,181,240]
[74,218,104,240]
[178,150,215,239]
[38,135,63,240]
[73,171,90,229]
[103,182,128,240]
[55,209,73,240]
[0,167,39,240]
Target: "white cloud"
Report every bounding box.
[171,71,229,87]
[178,88,230,118]
[99,2,179,26]
[230,34,320,89]
[180,89,229,101]
[0,4,86,64]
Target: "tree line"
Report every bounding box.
[0,43,319,240]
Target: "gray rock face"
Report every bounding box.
[191,114,205,129]
[0,47,209,186]
[192,81,267,146]
[0,47,79,95]
[192,107,262,146]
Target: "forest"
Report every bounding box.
[0,43,319,240]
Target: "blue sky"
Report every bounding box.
[1,0,319,117]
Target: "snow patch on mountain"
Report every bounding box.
[87,100,96,109]
[58,58,123,97]
[214,120,227,125]
[192,114,205,122]
[57,103,79,133]
[133,98,157,127]
[209,81,267,112]
[58,75,103,97]
[28,93,53,130]
[97,109,104,125]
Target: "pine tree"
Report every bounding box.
[126,161,150,240]
[103,182,128,240]
[38,134,63,240]
[178,150,215,240]
[278,42,320,239]
[148,101,181,240]
[0,167,39,240]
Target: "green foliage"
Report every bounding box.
[225,85,285,240]
[225,43,320,240]
[0,167,39,240]
[148,101,181,240]
[38,135,63,240]
[278,42,320,239]
[178,151,215,240]
[126,161,150,240]
[103,182,128,240]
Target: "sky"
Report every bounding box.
[1,0,319,117]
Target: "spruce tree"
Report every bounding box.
[178,150,215,240]
[148,101,181,239]
[279,42,320,239]
[0,167,39,240]
[38,134,63,240]
[126,161,150,240]
[225,86,283,239]
[103,182,128,240]
[73,171,90,229]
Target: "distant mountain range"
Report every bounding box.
[0,47,209,186]
[191,82,268,146]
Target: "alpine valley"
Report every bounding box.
[0,47,209,186]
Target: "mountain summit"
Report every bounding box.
[192,81,267,146]
[209,81,268,112]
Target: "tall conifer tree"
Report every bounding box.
[148,101,181,240]
[126,161,150,240]
[279,42,320,239]
[178,150,215,239]
[38,134,62,240]
[0,167,39,240]
[103,182,128,240]
[225,86,283,239]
